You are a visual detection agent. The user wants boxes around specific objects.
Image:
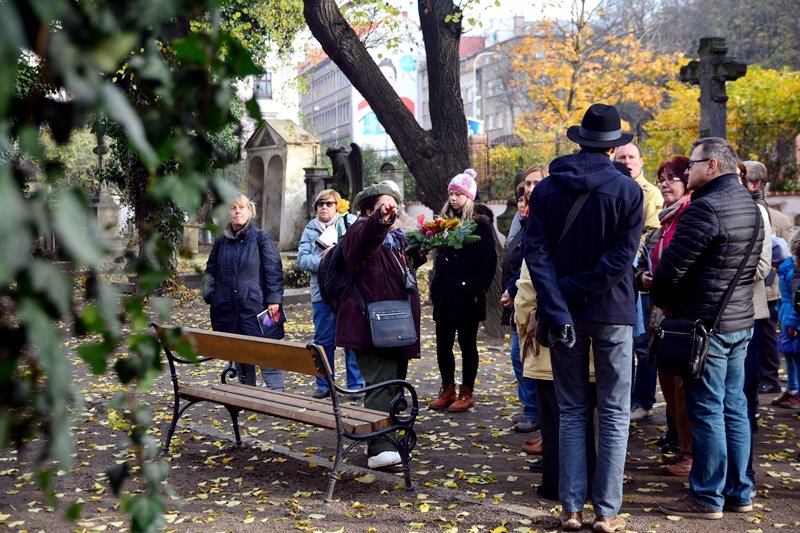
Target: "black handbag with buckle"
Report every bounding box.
[650,205,759,379]
[354,249,418,349]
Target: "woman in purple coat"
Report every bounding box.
[336,183,422,469]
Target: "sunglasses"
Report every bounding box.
[316,201,336,208]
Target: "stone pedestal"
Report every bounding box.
[379,165,405,198]
[304,166,333,218]
[183,223,200,254]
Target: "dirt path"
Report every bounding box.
[1,299,798,532]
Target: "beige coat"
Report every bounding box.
[752,204,773,320]
[635,173,663,239]
[766,207,792,301]
[515,262,595,381]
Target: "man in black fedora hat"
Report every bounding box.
[524,103,643,532]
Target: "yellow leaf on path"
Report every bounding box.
[0,513,9,521]
[355,473,377,484]
[308,513,326,519]
[243,516,254,524]
[491,526,509,533]
[666,515,682,521]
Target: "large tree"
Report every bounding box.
[303,0,470,210]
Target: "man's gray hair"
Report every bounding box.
[743,160,768,184]
[691,137,739,175]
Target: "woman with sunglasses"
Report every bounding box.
[298,189,364,399]
[636,156,694,476]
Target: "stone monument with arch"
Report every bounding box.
[244,120,321,251]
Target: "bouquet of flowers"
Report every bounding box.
[407,217,481,251]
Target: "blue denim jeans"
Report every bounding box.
[312,301,364,392]
[551,322,632,517]
[631,295,657,410]
[234,363,285,391]
[685,328,754,511]
[786,351,800,391]
[510,330,539,420]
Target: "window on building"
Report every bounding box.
[486,114,494,130]
[254,72,273,100]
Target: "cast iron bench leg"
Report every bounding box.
[225,406,243,446]
[160,399,197,457]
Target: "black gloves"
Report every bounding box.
[550,324,576,349]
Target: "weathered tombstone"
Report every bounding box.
[90,183,126,260]
[679,37,747,138]
[379,161,404,194]
[496,197,517,238]
[243,120,320,250]
[304,166,332,218]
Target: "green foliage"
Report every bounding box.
[0,0,268,530]
[282,258,310,289]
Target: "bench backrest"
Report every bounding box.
[155,324,326,378]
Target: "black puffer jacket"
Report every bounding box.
[651,173,764,333]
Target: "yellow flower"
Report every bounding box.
[336,198,350,214]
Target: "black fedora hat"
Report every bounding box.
[566,103,633,148]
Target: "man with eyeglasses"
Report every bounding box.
[652,137,764,520]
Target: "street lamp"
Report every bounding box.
[471,51,496,119]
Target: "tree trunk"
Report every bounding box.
[303,0,469,210]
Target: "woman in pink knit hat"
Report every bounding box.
[428,169,497,412]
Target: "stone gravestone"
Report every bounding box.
[243,120,320,250]
[679,37,747,138]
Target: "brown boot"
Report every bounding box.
[447,385,474,412]
[429,384,456,410]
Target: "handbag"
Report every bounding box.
[650,205,759,378]
[535,191,591,348]
[365,298,417,348]
[650,317,710,378]
[354,249,418,348]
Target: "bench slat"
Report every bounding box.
[163,325,323,377]
[178,385,389,435]
[216,383,392,428]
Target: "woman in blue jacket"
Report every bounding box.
[297,189,363,398]
[776,237,800,408]
[203,193,285,390]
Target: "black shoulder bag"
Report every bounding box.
[534,191,591,348]
[651,206,759,378]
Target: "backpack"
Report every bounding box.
[317,216,354,313]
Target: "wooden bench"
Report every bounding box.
[152,323,418,503]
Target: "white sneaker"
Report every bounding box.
[367,450,402,469]
[629,406,652,422]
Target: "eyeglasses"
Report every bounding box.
[686,158,710,169]
[657,176,683,184]
[316,201,336,208]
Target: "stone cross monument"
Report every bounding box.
[679,37,747,138]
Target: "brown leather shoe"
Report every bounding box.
[660,495,722,519]
[429,384,456,410]
[522,437,543,455]
[593,515,626,532]
[663,455,692,476]
[447,385,474,412]
[559,511,583,531]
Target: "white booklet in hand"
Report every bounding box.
[315,225,338,250]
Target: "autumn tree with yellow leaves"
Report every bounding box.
[511,0,681,156]
[643,66,800,187]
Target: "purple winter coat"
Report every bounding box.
[334,209,421,358]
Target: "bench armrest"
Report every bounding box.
[335,379,418,427]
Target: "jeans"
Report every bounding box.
[234,363,285,391]
[511,330,539,420]
[743,319,763,483]
[312,301,364,393]
[685,328,753,511]
[631,295,657,410]
[551,321,632,517]
[786,351,800,391]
